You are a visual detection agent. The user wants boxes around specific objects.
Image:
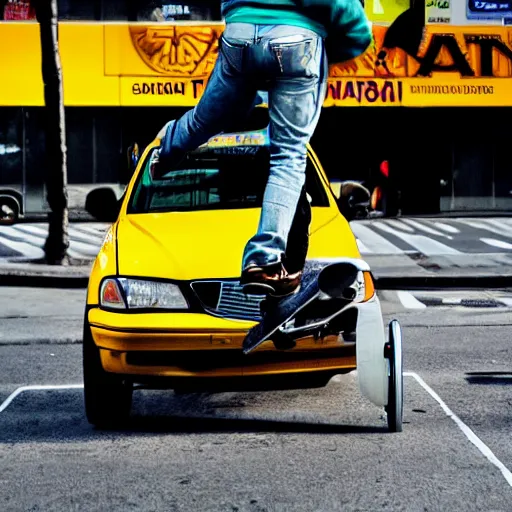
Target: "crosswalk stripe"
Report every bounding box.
[349,222,403,254]
[480,238,512,250]
[401,218,453,239]
[1,226,47,247]
[432,221,460,234]
[485,219,512,237]
[12,224,49,237]
[455,219,512,239]
[67,229,105,246]
[11,223,106,244]
[73,228,107,240]
[72,224,109,237]
[0,233,44,259]
[3,219,512,262]
[7,224,104,251]
[383,219,415,232]
[67,247,87,259]
[1,225,101,258]
[355,238,371,254]
[372,221,462,255]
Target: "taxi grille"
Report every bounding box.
[191,280,263,321]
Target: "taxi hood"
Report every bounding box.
[115,208,353,281]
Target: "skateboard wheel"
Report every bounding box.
[272,330,296,351]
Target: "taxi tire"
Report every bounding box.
[83,318,133,428]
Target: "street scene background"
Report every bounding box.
[1,1,512,511]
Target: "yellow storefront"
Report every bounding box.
[1,0,512,216]
[2,21,512,108]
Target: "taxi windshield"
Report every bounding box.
[128,143,328,214]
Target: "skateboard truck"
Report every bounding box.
[271,329,297,350]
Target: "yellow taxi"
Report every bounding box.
[83,124,403,432]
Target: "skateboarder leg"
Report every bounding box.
[150,2,372,297]
[283,187,312,276]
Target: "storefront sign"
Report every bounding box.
[1,21,512,107]
[466,0,512,20]
[426,0,452,23]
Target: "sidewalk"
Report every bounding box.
[1,217,512,289]
[1,251,512,290]
[0,260,91,288]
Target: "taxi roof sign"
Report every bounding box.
[204,129,269,149]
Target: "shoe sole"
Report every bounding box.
[242,282,276,296]
[269,285,300,298]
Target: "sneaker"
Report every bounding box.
[241,262,302,297]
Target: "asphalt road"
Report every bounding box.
[1,287,512,511]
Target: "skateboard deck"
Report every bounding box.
[242,260,361,354]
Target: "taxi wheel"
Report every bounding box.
[83,317,133,428]
[384,319,403,433]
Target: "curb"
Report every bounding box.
[412,296,510,308]
[0,274,89,288]
[0,338,82,346]
[2,270,512,290]
[373,275,512,290]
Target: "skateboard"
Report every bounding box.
[242,260,362,354]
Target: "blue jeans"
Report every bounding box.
[158,22,327,272]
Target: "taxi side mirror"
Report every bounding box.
[85,187,121,222]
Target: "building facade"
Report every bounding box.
[0,0,512,217]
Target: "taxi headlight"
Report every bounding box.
[100,277,188,310]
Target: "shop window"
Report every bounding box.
[66,109,94,185]
[0,108,22,186]
[491,142,512,209]
[101,0,128,20]
[93,109,123,184]
[58,0,101,20]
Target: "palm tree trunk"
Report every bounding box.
[34,0,69,265]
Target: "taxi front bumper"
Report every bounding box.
[88,308,357,379]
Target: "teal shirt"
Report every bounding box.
[221,0,372,63]
[225,6,327,37]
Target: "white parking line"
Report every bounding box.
[405,372,512,488]
[0,385,83,414]
[2,376,512,490]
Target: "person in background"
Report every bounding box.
[150,0,372,296]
